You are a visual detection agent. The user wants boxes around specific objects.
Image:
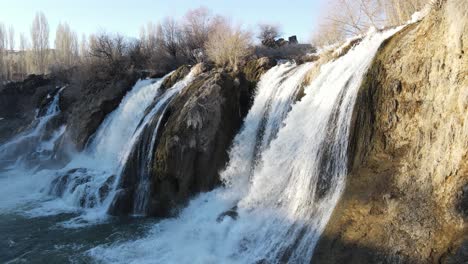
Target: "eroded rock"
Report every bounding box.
[314,2,468,263]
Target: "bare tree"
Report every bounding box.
[79,33,89,59]
[312,0,425,46]
[179,7,213,62]
[383,0,427,25]
[139,22,159,57]
[313,0,430,46]
[205,19,252,70]
[18,33,28,79]
[8,26,14,51]
[5,25,16,79]
[88,32,129,76]
[89,33,126,62]
[31,12,50,74]
[0,23,6,81]
[258,23,281,48]
[54,22,78,69]
[324,0,383,36]
[311,19,346,47]
[159,18,181,59]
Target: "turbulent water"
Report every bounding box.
[0,87,66,170]
[0,28,401,263]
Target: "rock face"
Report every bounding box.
[313,2,467,264]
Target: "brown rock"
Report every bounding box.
[314,2,468,263]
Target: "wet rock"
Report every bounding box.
[98,175,116,202]
[146,70,245,217]
[49,168,91,197]
[108,189,134,216]
[216,206,239,222]
[240,57,277,115]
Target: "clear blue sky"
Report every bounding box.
[0,0,327,48]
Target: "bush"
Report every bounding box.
[205,20,252,71]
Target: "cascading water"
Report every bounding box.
[222,61,314,194]
[110,71,197,216]
[46,70,196,218]
[88,28,402,263]
[0,87,66,170]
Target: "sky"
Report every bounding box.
[0,0,327,48]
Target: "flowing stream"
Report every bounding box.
[0,28,401,263]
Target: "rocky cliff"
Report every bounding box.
[313,1,467,263]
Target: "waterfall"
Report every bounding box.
[88,28,402,263]
[110,71,196,216]
[0,87,66,170]
[222,62,313,194]
[46,70,196,217]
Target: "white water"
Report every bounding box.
[46,71,196,220]
[88,28,401,263]
[0,87,65,170]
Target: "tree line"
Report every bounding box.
[0,8,308,83]
[1,0,431,83]
[0,12,80,81]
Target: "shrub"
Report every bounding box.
[205,20,252,71]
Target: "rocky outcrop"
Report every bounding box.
[148,70,246,216]
[314,2,467,263]
[110,59,275,217]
